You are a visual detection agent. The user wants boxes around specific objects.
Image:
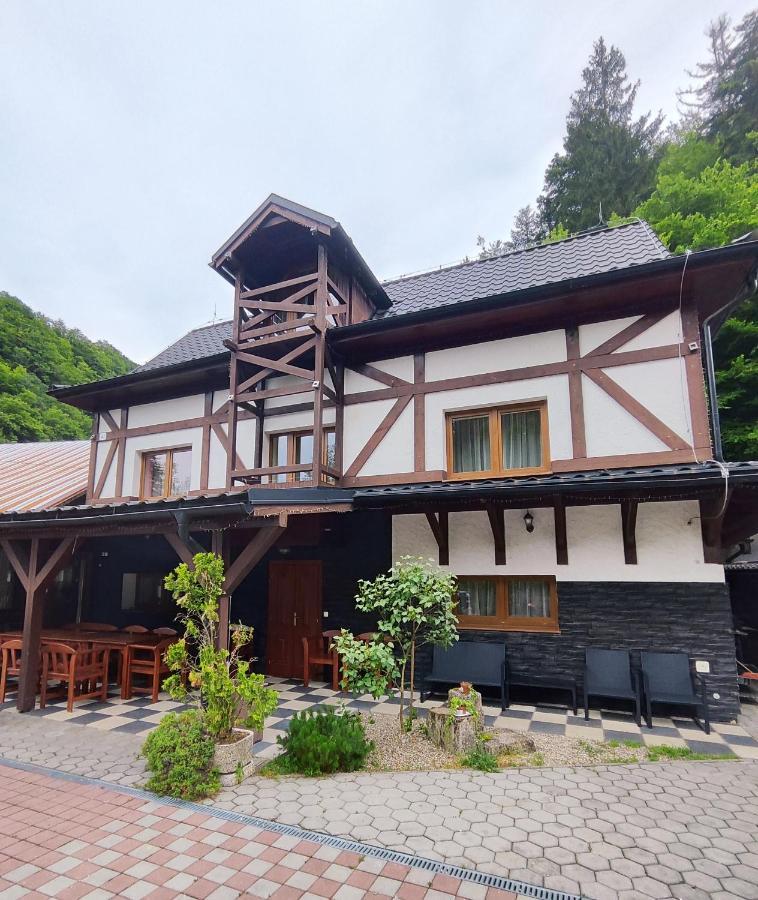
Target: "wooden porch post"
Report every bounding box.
[1,536,78,712]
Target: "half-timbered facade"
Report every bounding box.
[2,195,757,720]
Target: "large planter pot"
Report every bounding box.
[213,729,259,786]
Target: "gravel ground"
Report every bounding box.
[362,713,648,771]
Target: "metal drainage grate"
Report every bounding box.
[0,756,581,900]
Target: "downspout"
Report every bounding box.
[701,266,758,461]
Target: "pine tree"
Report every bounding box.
[678,11,758,164]
[509,205,543,249]
[538,38,663,233]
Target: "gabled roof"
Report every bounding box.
[136,320,232,373]
[0,441,89,513]
[380,220,669,318]
[135,221,670,375]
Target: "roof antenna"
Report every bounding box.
[598,201,605,226]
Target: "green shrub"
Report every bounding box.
[460,743,499,772]
[142,711,220,800]
[275,706,374,776]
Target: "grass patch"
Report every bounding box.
[460,744,499,772]
[646,744,737,762]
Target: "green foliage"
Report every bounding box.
[0,292,133,442]
[141,710,220,800]
[163,552,278,741]
[331,630,399,699]
[460,742,499,773]
[646,744,736,762]
[634,148,757,253]
[275,706,374,776]
[539,37,663,233]
[354,556,459,727]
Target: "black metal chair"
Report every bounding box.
[583,648,641,725]
[640,651,710,734]
[421,641,508,710]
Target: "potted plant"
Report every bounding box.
[162,552,278,784]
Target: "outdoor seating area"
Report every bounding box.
[0,625,179,712]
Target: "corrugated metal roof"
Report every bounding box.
[132,221,670,376]
[0,441,89,512]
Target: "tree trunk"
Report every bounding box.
[408,639,416,719]
[399,657,407,728]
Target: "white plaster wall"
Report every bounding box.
[607,358,692,443]
[343,399,399,473]
[623,311,682,351]
[344,356,414,394]
[93,440,116,498]
[582,375,668,456]
[392,501,724,583]
[425,376,572,469]
[127,394,204,429]
[579,317,638,355]
[425,331,566,381]
[207,430,228,490]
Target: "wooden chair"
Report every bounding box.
[152,627,178,636]
[357,631,379,642]
[76,622,118,632]
[40,642,110,713]
[123,639,173,703]
[302,630,340,691]
[122,625,150,634]
[0,639,24,703]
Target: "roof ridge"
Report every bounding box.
[381,220,657,287]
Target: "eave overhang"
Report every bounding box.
[353,461,758,511]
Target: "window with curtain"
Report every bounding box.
[141,447,192,499]
[447,402,548,478]
[456,575,557,632]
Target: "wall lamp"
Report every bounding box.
[523,510,535,533]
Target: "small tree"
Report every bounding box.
[352,557,458,728]
[163,552,278,742]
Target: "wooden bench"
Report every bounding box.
[420,641,507,711]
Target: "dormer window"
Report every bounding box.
[446,401,549,479]
[140,447,192,499]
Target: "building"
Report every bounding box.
[2,195,757,719]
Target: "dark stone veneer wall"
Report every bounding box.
[416,582,739,723]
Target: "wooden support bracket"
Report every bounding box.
[620,500,638,565]
[554,497,568,565]
[486,506,506,565]
[425,511,449,566]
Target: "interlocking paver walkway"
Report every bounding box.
[0,764,521,899]
[3,709,758,898]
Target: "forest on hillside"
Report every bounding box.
[477,9,758,461]
[0,291,134,442]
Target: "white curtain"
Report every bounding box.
[508,579,550,617]
[502,410,541,469]
[452,415,491,473]
[457,579,496,617]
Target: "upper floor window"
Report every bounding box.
[140,447,192,499]
[446,401,549,479]
[456,575,558,633]
[269,427,336,483]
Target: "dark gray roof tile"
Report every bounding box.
[136,221,669,374]
[380,220,669,317]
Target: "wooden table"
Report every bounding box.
[0,629,165,701]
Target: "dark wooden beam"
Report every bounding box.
[554,497,568,565]
[486,506,506,565]
[700,493,731,564]
[620,500,638,565]
[200,391,213,491]
[414,353,425,472]
[224,516,287,595]
[565,328,587,459]
[425,511,449,566]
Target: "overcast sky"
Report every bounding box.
[1,1,755,364]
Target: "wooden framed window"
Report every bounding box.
[121,572,174,612]
[456,575,558,633]
[140,447,192,499]
[446,401,549,479]
[268,427,336,483]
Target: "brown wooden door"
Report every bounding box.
[266,560,323,678]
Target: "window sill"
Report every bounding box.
[445,466,552,482]
[458,623,560,635]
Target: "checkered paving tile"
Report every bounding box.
[3,676,757,760]
[0,764,524,899]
